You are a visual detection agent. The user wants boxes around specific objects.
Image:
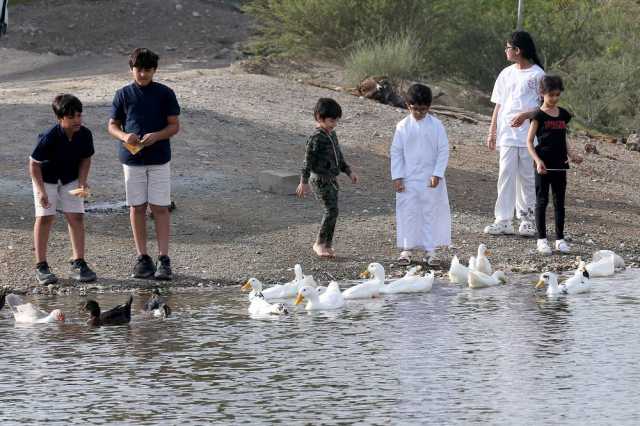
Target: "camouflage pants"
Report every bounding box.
[312,179,339,247]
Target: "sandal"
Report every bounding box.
[397,250,412,266]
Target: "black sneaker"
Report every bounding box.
[70,258,97,282]
[154,255,173,281]
[133,254,156,279]
[35,261,58,285]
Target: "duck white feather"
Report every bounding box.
[562,261,592,292]
[6,294,65,323]
[586,253,615,277]
[294,281,345,310]
[474,244,492,275]
[467,269,506,289]
[592,250,625,271]
[448,255,470,284]
[260,264,314,299]
[343,262,385,299]
[381,268,434,293]
[241,278,288,315]
[536,270,590,296]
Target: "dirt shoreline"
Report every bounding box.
[1,2,639,295]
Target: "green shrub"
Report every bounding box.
[345,34,421,86]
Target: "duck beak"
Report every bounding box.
[240,281,252,292]
[294,293,304,305]
[535,280,545,289]
[360,270,370,279]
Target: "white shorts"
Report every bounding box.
[33,179,85,217]
[123,162,171,207]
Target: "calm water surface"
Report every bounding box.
[1,270,640,425]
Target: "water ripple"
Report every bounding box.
[1,270,640,424]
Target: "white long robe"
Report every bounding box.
[390,114,451,251]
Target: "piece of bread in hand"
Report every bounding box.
[123,141,144,155]
[68,188,91,198]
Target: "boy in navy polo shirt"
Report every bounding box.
[108,48,180,280]
[30,94,97,284]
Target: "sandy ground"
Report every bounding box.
[1,1,639,294]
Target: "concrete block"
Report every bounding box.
[257,170,299,195]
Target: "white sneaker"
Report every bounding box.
[537,239,552,255]
[425,250,441,266]
[484,221,514,235]
[518,220,536,237]
[555,239,570,253]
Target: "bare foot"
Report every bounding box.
[313,242,333,258]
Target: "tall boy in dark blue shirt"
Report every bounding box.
[30,94,97,284]
[108,48,180,280]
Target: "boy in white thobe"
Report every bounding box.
[391,84,451,266]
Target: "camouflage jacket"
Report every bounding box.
[300,128,352,184]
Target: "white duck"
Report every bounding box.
[536,271,590,296]
[563,261,591,291]
[381,267,434,293]
[260,264,310,299]
[240,278,288,315]
[5,294,65,323]
[467,269,507,289]
[294,281,345,310]
[593,250,625,271]
[343,262,385,299]
[586,253,615,277]
[473,244,492,275]
[448,255,470,284]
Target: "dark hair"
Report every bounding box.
[405,83,432,106]
[509,31,544,70]
[129,48,159,69]
[314,98,342,120]
[52,94,82,118]
[541,75,564,93]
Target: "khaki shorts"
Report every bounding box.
[123,162,171,206]
[33,179,85,217]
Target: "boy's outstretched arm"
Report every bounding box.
[29,159,50,208]
[78,157,91,189]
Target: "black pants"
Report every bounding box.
[535,170,566,240]
[312,179,339,247]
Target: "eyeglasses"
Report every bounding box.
[505,45,516,51]
[409,105,429,113]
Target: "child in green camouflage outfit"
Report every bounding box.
[296,98,358,258]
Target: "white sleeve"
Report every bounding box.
[432,123,449,178]
[490,69,505,105]
[390,126,405,180]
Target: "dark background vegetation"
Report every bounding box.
[245,0,640,134]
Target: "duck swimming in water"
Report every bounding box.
[143,288,172,318]
[83,295,133,326]
[5,294,65,323]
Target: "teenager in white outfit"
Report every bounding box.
[391,84,451,266]
[485,31,544,237]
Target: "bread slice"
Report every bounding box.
[68,188,91,198]
[123,141,144,155]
